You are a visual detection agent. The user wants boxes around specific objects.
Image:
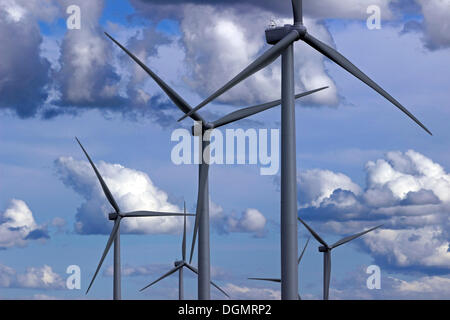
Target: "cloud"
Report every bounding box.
[0,0,177,121]
[54,156,186,235]
[51,217,67,233]
[296,150,450,273]
[0,199,49,249]
[0,263,65,290]
[131,0,395,20]
[177,5,338,107]
[331,266,450,300]
[104,263,170,277]
[210,202,267,237]
[416,0,450,50]
[298,169,362,208]
[0,0,57,117]
[52,0,125,112]
[223,283,280,300]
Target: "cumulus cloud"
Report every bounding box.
[178,5,338,107]
[0,263,64,290]
[52,0,124,112]
[0,0,58,117]
[297,150,450,272]
[298,169,362,208]
[210,202,267,237]
[416,0,450,50]
[0,0,177,121]
[0,199,49,249]
[1,0,444,120]
[55,156,186,235]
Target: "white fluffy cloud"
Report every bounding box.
[210,202,267,237]
[179,5,338,107]
[54,0,123,108]
[55,156,185,235]
[0,199,49,249]
[0,263,64,290]
[298,150,450,272]
[393,275,450,296]
[298,169,362,208]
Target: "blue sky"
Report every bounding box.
[0,0,449,300]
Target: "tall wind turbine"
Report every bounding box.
[175,0,431,299]
[76,137,194,300]
[298,217,382,300]
[104,31,327,300]
[140,202,229,299]
[249,237,310,300]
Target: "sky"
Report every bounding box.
[0,0,449,300]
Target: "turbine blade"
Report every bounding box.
[302,33,432,135]
[182,202,187,261]
[139,265,182,292]
[298,236,310,265]
[104,32,205,123]
[248,277,281,283]
[292,0,303,25]
[178,30,300,122]
[189,163,208,264]
[185,264,230,298]
[122,210,194,217]
[297,217,328,248]
[86,218,121,294]
[211,87,328,129]
[76,137,120,214]
[331,225,383,249]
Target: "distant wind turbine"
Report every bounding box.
[104,31,327,300]
[76,137,194,300]
[298,217,382,300]
[249,237,310,300]
[140,202,229,299]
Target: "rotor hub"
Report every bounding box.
[190,122,213,137]
[265,24,306,45]
[319,246,328,252]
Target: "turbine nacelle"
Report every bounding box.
[108,212,120,221]
[318,245,329,253]
[174,260,184,267]
[265,24,306,45]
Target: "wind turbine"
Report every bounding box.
[140,202,229,299]
[174,0,431,300]
[76,137,194,300]
[104,31,327,300]
[298,217,382,300]
[248,237,310,300]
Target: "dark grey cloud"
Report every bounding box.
[0,10,51,118]
[25,229,50,240]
